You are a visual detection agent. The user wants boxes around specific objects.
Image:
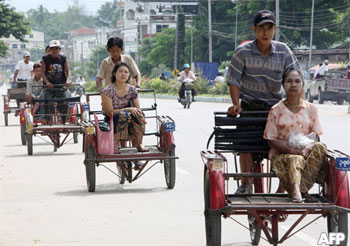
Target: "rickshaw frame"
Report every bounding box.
[202,111,350,246]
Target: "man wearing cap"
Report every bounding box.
[41,40,71,124]
[226,10,301,194]
[315,60,329,79]
[12,51,33,115]
[13,51,33,89]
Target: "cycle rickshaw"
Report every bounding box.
[3,82,27,126]
[21,86,83,155]
[82,89,178,192]
[202,111,350,246]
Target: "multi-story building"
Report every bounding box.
[0,30,45,71]
[112,1,198,62]
[68,27,110,64]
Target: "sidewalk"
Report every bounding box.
[140,93,232,104]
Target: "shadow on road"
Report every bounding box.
[5,152,83,158]
[55,183,168,196]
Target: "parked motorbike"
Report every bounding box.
[178,78,195,109]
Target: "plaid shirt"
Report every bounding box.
[226,40,301,105]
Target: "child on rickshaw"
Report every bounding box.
[264,68,327,203]
[25,62,44,115]
[101,62,148,154]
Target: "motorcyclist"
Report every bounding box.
[178,63,197,101]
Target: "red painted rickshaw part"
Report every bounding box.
[20,108,25,124]
[325,157,350,208]
[208,159,225,210]
[3,96,9,110]
[252,161,264,193]
[69,106,76,123]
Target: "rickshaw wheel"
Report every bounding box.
[4,112,8,126]
[20,124,26,145]
[26,134,33,156]
[73,132,79,144]
[85,145,96,192]
[327,212,348,246]
[53,145,57,152]
[116,162,125,184]
[204,167,221,246]
[248,214,261,245]
[164,150,176,189]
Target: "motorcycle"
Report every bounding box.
[178,78,195,109]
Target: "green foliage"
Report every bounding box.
[85,78,98,93]
[96,1,118,27]
[141,78,171,93]
[193,76,209,94]
[25,2,96,42]
[0,0,30,57]
[149,64,171,79]
[208,82,229,95]
[85,45,109,79]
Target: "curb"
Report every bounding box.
[139,93,232,104]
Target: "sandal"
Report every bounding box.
[289,197,304,203]
[234,185,250,194]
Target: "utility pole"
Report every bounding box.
[308,0,315,75]
[275,0,279,41]
[191,14,193,65]
[174,5,178,69]
[234,2,238,49]
[208,0,212,62]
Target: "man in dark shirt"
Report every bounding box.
[41,40,71,123]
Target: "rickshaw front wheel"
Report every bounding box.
[248,214,261,245]
[164,150,176,189]
[204,167,221,246]
[4,112,8,126]
[26,134,33,156]
[20,124,26,145]
[327,211,348,246]
[85,145,96,192]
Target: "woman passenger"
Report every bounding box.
[264,68,327,203]
[101,62,148,154]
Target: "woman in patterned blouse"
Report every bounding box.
[264,68,326,203]
[101,62,148,154]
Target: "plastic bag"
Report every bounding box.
[288,131,317,150]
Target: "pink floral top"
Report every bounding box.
[264,99,323,158]
[102,84,138,109]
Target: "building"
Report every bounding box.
[68,27,110,64]
[111,1,198,62]
[0,30,45,71]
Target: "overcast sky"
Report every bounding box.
[5,0,109,14]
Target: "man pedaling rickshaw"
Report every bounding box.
[41,40,71,124]
[178,63,197,101]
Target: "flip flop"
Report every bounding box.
[289,197,304,203]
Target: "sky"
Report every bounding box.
[5,0,110,14]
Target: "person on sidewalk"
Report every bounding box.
[226,10,301,195]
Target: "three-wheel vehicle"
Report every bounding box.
[21,87,82,155]
[2,82,27,126]
[202,111,350,246]
[82,89,178,192]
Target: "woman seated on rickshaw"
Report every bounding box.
[264,68,327,203]
[101,62,149,154]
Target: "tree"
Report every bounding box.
[85,45,109,79]
[0,0,30,57]
[28,47,45,62]
[96,1,118,27]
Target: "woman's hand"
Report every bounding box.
[128,107,143,118]
[301,144,313,158]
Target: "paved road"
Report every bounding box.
[0,97,349,246]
